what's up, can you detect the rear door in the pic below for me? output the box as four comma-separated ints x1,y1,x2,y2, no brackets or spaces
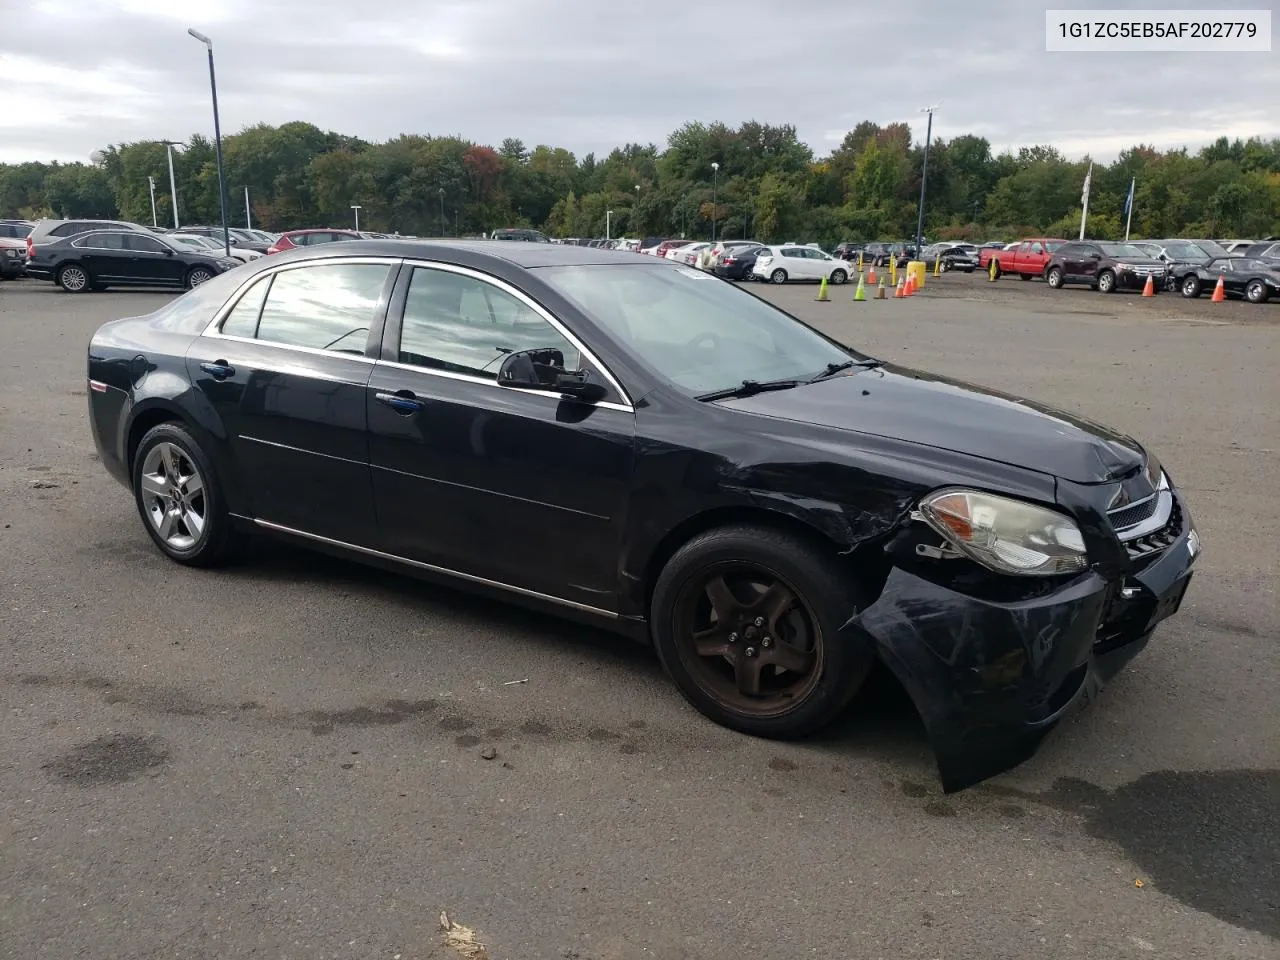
69,232,131,282
185,257,399,545
365,262,635,610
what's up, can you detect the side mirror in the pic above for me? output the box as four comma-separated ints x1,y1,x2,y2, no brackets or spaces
497,348,607,403
164,248,174,256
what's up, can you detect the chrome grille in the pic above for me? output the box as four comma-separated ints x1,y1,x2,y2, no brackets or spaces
1108,496,1158,531
1123,498,1183,562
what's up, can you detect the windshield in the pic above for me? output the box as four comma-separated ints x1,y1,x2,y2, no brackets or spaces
1164,242,1206,259
1192,239,1229,257
538,263,866,396
1098,242,1146,257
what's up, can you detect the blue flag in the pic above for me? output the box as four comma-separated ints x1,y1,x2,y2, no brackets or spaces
1123,178,1135,217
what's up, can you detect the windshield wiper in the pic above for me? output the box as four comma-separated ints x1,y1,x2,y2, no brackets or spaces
807,358,882,383
694,378,803,402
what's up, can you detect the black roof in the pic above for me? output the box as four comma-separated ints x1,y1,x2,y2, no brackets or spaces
271,238,654,269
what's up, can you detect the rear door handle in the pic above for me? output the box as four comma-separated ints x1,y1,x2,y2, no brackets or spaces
375,391,424,415
200,360,235,379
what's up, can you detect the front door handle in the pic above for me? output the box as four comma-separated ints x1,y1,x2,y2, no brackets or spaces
375,390,424,415
200,360,235,379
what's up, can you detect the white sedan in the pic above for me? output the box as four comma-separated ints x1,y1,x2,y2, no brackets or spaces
751,245,851,284
668,241,710,266
168,233,263,263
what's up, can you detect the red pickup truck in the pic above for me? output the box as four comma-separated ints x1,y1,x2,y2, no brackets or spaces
979,238,1068,279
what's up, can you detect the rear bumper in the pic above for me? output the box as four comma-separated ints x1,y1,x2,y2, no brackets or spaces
848,492,1199,792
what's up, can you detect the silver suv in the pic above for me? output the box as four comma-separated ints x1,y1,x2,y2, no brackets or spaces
26,218,149,256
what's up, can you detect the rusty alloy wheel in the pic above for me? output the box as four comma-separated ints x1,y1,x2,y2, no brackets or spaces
671,561,824,718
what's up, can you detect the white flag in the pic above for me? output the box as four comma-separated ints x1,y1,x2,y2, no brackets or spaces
1081,162,1093,205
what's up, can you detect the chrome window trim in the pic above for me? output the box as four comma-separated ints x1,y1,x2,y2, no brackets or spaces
253,518,618,619
200,255,635,413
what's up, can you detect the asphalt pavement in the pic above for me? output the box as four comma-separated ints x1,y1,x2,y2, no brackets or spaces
1,271,1277,960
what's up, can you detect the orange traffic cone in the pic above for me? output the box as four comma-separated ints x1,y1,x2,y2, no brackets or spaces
1142,274,1155,297
905,273,916,296
1211,275,1226,302
894,277,905,298
868,265,877,284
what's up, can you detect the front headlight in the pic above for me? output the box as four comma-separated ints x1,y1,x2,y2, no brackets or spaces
918,489,1088,577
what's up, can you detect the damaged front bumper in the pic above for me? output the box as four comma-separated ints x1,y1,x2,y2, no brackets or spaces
848,493,1200,793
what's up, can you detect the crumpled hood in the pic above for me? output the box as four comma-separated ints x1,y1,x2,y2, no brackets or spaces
719,364,1145,483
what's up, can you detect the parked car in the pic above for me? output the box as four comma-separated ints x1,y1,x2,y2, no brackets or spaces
24,217,151,261
267,229,363,255
922,242,980,273
832,242,867,262
1171,256,1280,303
0,237,28,278
25,228,239,292
1240,240,1280,262
1044,241,1169,293
176,225,271,254
713,244,769,281
0,218,35,240
1218,240,1256,256
1132,239,1217,269
85,239,1199,793
654,239,696,260
491,228,550,242
980,238,1067,278
668,242,710,265
169,232,264,264
706,240,760,269
752,245,851,284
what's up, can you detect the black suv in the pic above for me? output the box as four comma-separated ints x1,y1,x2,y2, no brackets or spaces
1044,241,1169,293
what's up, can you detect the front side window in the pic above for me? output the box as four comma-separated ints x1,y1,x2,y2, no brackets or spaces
125,234,169,253
220,275,272,338
253,263,389,353
540,263,861,397
397,267,579,379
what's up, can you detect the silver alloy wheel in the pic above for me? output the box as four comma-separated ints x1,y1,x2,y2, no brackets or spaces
59,265,88,291
187,268,213,288
1098,270,1115,293
1182,276,1200,297
1246,280,1265,303
139,441,206,551
1047,268,1063,288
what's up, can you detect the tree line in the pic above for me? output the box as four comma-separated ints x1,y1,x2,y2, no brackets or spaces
2,120,1278,248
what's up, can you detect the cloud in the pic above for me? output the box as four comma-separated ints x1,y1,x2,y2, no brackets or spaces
1,0,1276,165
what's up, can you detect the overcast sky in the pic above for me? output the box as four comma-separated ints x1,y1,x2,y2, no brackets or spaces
2,0,1276,166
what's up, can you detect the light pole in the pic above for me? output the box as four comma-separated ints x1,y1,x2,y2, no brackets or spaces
438,188,445,236
161,140,182,229
914,105,938,262
710,162,719,242
244,187,252,229
351,205,362,232
147,176,158,227
605,209,612,242
634,184,641,235
187,28,231,257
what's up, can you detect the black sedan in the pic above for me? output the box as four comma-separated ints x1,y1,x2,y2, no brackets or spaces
713,244,768,281
26,228,241,292
86,240,1200,792
1172,256,1280,303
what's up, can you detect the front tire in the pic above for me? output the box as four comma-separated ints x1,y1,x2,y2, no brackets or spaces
186,267,215,289
770,269,787,284
1181,275,1201,298
1245,279,1269,303
1098,269,1117,293
57,263,91,293
830,269,847,285
132,422,238,567
650,524,874,739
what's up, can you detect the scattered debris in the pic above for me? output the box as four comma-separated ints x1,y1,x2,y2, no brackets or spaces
439,911,489,959
480,747,497,761
1134,879,1145,888
502,678,528,686
29,480,59,490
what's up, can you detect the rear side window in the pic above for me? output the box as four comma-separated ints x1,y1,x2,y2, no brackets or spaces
254,263,390,353
0,223,32,238
73,232,127,249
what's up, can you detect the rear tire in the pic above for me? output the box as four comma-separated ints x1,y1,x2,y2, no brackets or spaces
770,269,787,284
132,422,239,567
57,263,91,293
1019,272,1033,281
650,524,874,739
1046,267,1064,288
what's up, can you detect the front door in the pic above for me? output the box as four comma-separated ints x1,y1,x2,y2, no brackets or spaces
366,263,635,611
124,232,188,284
185,258,398,545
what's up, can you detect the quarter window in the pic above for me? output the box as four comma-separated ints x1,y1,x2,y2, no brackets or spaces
252,263,389,353
220,275,271,338
397,267,580,379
